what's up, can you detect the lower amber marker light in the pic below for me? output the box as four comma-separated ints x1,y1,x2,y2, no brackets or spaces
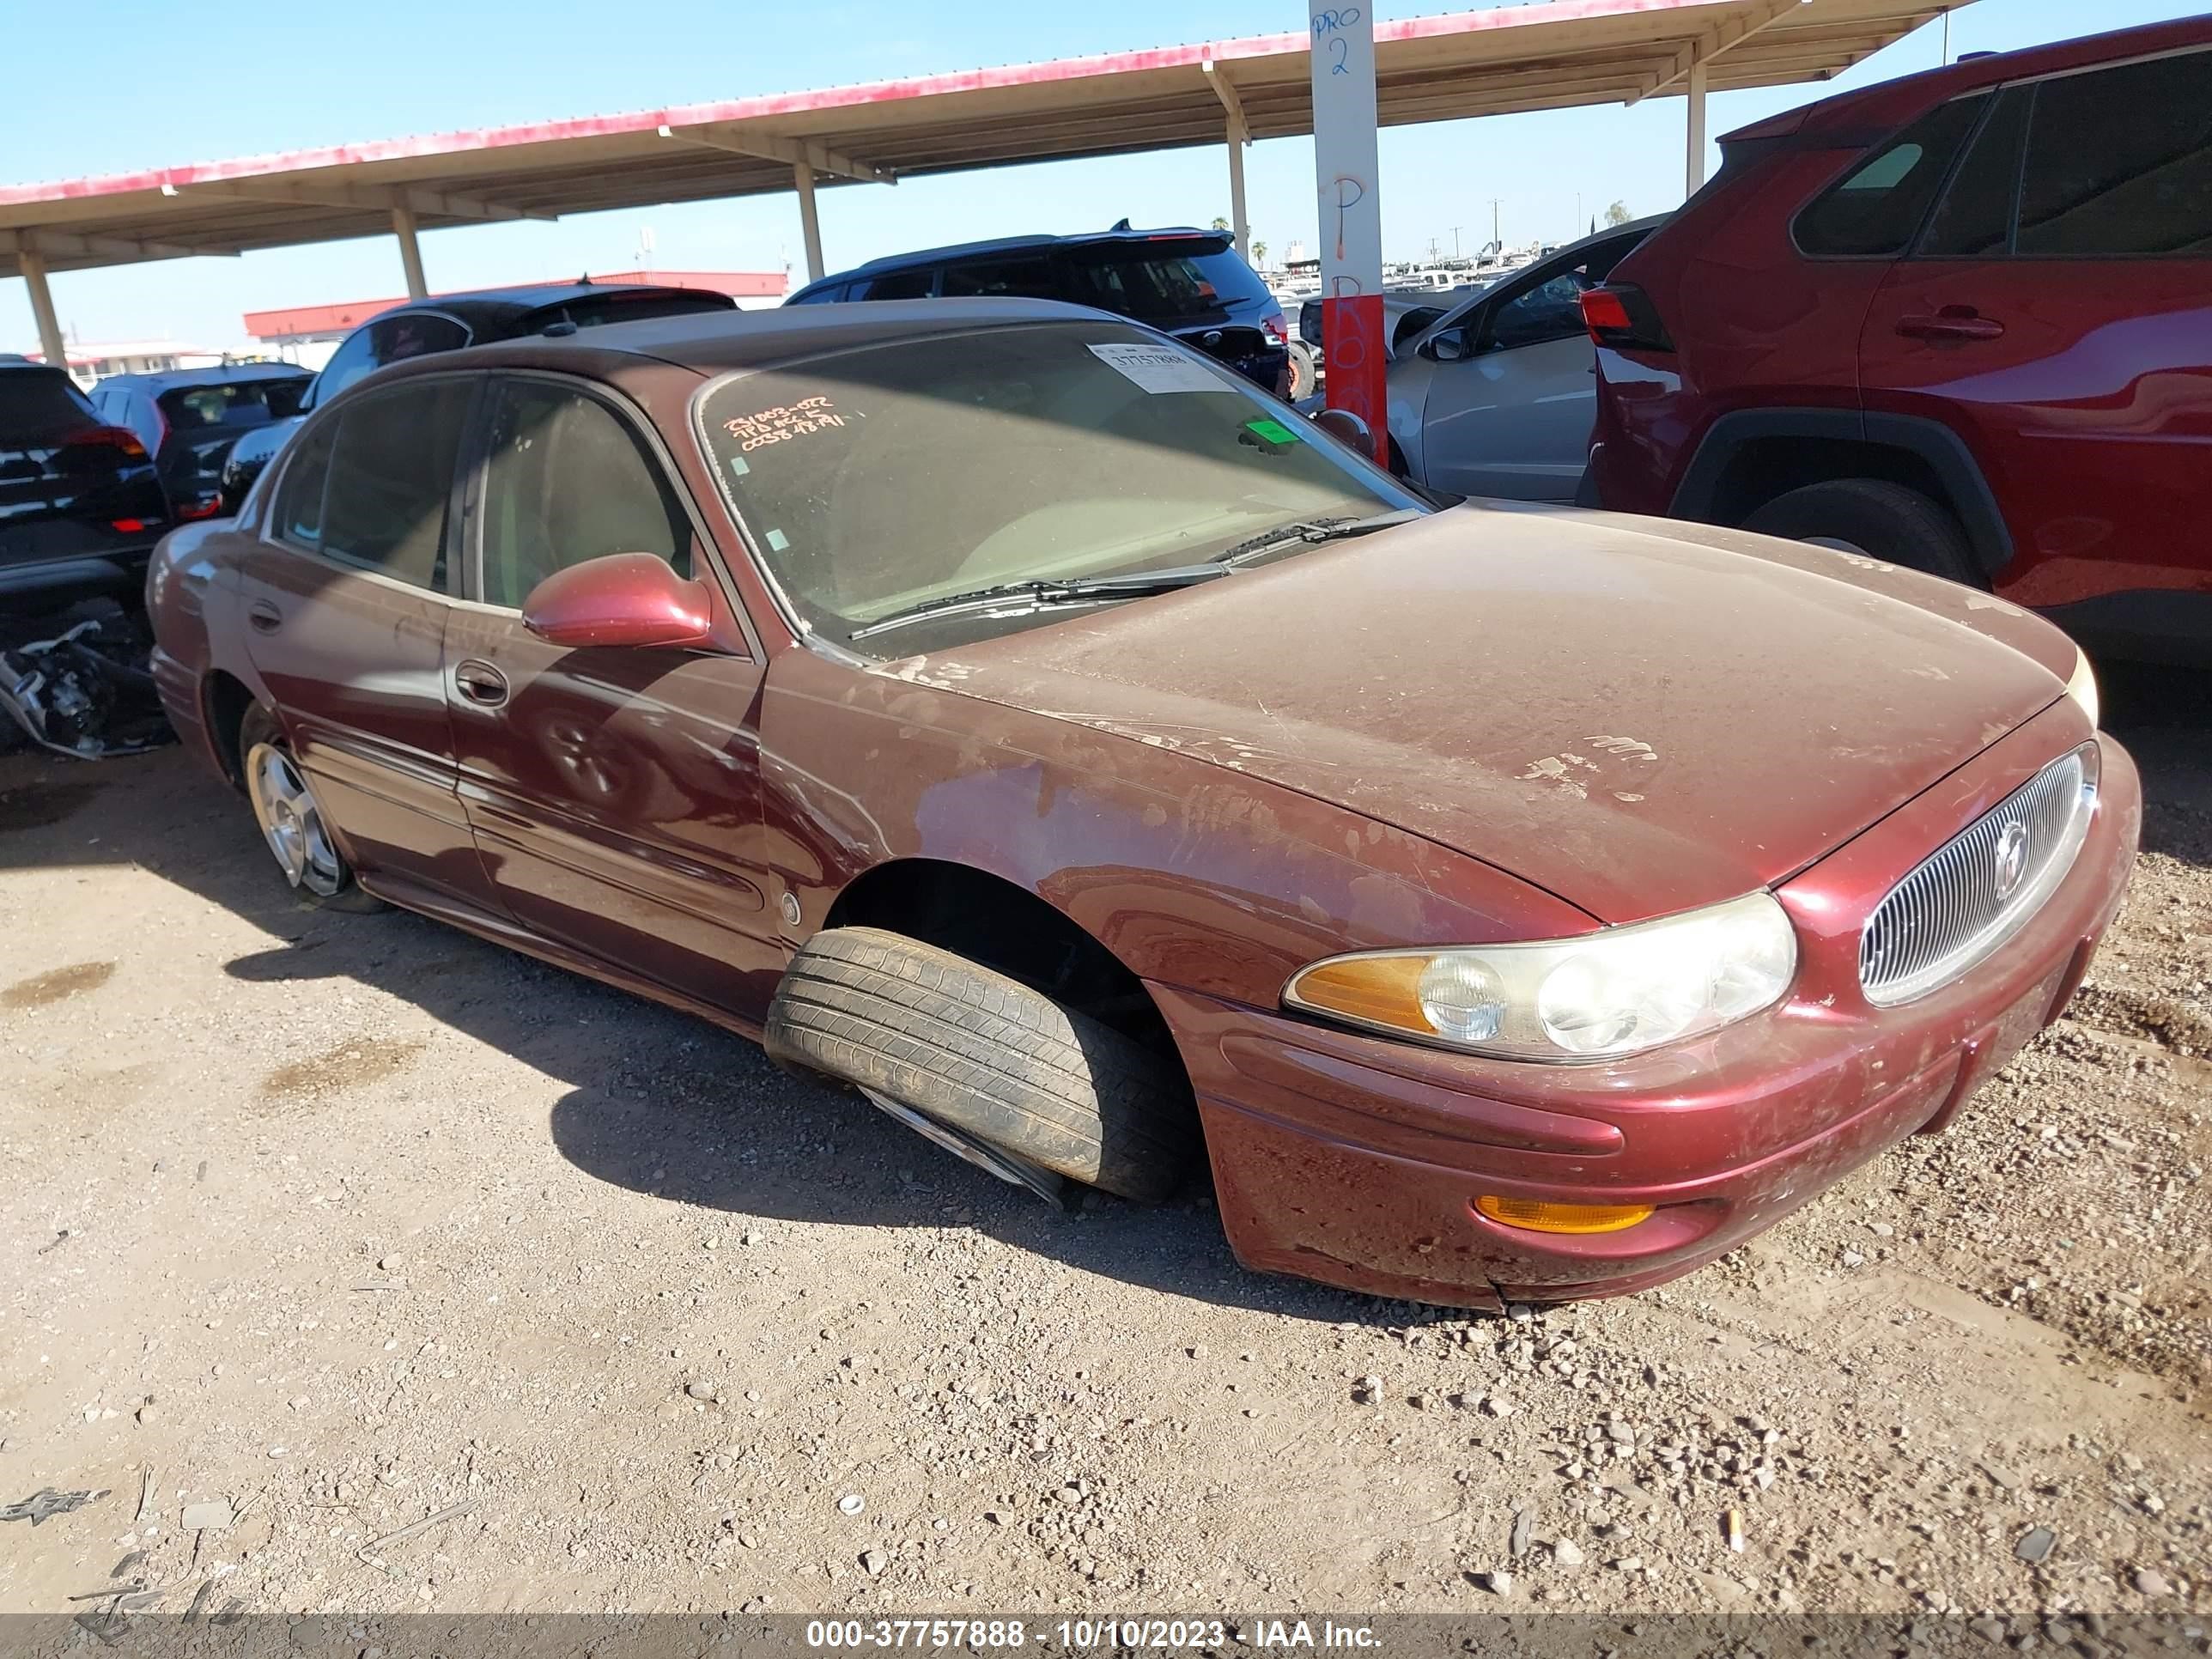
1475,1194,1655,1235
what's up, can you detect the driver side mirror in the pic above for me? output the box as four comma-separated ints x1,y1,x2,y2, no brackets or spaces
1310,407,1373,452
521,551,715,650
1425,328,1476,363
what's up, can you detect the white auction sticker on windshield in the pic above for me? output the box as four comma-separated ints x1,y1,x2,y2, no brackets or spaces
1086,342,1223,394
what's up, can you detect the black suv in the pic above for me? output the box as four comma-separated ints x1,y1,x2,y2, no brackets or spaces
1,356,170,606
218,280,738,511
787,226,1291,394
91,362,312,523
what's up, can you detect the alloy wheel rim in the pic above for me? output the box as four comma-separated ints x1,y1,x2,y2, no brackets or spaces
246,741,344,897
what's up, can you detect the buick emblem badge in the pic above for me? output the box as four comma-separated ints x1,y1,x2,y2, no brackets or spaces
1992,820,2030,899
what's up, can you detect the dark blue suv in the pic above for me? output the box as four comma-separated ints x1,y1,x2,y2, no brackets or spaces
788,226,1291,395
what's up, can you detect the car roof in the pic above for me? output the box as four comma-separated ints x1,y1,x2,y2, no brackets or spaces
421,295,1125,379
1723,14,2212,143
357,281,734,334
96,362,312,392
799,226,1231,292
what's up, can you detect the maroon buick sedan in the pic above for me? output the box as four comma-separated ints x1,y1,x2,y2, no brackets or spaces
148,300,2138,1310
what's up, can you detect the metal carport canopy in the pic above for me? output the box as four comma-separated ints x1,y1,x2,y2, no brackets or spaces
2,0,1956,287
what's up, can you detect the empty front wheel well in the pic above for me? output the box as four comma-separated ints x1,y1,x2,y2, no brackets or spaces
821,859,1185,1066
204,671,255,787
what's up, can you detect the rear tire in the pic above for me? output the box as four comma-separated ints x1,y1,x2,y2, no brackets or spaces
764,926,1198,1204
1742,478,1981,586
239,706,386,913
1286,342,1318,402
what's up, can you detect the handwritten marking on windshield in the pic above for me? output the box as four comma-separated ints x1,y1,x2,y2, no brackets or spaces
723,395,848,453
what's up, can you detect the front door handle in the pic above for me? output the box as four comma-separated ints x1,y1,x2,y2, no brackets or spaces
247,599,283,633
1895,307,2004,342
453,659,509,708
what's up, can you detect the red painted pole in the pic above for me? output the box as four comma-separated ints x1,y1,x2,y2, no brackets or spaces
1310,1,1388,465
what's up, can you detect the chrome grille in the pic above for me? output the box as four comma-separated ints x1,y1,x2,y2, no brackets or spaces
1859,745,2098,1006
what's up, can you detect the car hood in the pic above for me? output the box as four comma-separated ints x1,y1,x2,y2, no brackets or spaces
886,505,2071,924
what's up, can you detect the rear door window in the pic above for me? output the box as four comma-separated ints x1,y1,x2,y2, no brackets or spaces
2015,49,2212,256
317,379,473,590
851,270,934,301
1795,94,1988,257
941,257,1060,300
1917,86,2032,258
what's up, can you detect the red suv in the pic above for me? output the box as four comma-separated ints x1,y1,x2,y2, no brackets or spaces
1583,17,2212,665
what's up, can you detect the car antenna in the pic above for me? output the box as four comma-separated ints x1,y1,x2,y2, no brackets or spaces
1109,218,1132,232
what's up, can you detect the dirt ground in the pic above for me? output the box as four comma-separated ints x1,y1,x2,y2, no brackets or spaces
0,665,2205,1630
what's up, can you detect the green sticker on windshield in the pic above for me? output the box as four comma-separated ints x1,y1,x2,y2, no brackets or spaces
1244,417,1301,447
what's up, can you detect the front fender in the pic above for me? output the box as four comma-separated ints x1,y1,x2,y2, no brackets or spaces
757,647,1592,1013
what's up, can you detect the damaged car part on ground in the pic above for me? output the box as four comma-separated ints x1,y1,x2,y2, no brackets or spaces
149,298,2137,1309
0,605,173,760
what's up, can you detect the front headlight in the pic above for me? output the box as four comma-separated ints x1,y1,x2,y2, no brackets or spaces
1284,891,1796,1063
2063,645,2100,728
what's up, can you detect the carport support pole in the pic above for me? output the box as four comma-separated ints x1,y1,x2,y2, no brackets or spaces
1684,46,1709,198
18,251,68,375
793,161,825,284
1225,116,1250,258
391,205,428,301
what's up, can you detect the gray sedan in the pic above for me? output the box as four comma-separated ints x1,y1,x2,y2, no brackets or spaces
1383,218,1662,501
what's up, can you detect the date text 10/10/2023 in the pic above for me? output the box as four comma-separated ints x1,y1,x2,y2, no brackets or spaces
800,1620,1379,1650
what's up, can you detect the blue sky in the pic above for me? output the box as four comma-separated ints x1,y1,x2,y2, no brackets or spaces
4,0,2199,353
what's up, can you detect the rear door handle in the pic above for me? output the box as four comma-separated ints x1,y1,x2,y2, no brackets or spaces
1895,307,2004,342
453,659,509,708
247,599,283,633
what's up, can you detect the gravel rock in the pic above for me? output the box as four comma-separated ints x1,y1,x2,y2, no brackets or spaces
860,1549,889,1577
2131,1568,2172,1598
2014,1527,2056,1565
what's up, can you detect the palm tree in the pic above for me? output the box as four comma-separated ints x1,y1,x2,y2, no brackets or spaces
1602,200,1632,227
1250,240,1269,268
1210,216,1232,234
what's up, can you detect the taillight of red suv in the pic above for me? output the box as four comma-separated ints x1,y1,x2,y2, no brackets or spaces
1578,284,1673,352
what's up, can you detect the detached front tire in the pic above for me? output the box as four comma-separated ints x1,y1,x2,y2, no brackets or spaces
239,705,386,912
765,926,1198,1203
1742,478,1981,586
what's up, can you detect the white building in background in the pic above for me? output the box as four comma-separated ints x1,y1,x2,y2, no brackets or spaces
27,340,267,388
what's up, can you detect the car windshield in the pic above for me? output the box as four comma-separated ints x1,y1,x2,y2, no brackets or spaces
696,322,1420,653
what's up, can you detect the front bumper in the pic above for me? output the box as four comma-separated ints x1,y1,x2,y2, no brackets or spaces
1152,715,2141,1309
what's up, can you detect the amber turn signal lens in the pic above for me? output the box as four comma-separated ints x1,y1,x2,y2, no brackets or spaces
1286,955,1430,1035
1474,1194,1655,1235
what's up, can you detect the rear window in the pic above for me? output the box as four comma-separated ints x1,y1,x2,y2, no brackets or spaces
156,379,311,433
1057,239,1272,319
1794,94,1988,258
527,293,738,331
0,369,101,446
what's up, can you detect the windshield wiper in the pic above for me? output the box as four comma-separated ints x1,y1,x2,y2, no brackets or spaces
848,564,1227,642
1212,508,1425,566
